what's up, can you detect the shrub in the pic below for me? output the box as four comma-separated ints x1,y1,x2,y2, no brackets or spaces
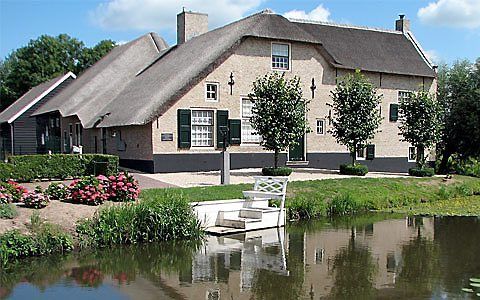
328,194,364,216
339,163,369,176
69,176,108,205
0,162,14,181
0,180,27,203
23,187,50,209
0,214,73,266
45,182,69,200
0,154,119,182
103,172,140,202
76,191,203,247
408,167,435,177
451,156,480,178
262,167,293,176
0,203,18,219
287,196,326,220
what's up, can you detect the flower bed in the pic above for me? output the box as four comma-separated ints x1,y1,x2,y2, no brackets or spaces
23,187,50,209
69,176,108,206
103,172,139,202
45,183,69,200
0,181,27,204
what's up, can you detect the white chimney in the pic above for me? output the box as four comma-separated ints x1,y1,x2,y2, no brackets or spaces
177,10,208,45
395,14,410,32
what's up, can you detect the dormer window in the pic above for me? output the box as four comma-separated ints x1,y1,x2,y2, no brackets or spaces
271,43,290,70
205,82,219,102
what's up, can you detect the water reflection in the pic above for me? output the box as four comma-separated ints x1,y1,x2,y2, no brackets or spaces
1,215,480,299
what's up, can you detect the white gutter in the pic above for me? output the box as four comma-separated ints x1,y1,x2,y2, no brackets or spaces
7,71,77,124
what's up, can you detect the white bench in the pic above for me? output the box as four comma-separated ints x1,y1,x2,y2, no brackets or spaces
242,176,289,227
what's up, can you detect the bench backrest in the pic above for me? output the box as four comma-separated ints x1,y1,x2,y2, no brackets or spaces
253,176,289,195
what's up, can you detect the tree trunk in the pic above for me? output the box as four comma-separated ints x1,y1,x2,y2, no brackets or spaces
351,145,356,166
438,146,452,174
274,149,279,169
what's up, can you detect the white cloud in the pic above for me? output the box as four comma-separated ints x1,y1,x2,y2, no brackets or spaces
418,0,480,29
91,0,263,31
283,4,331,22
424,49,440,64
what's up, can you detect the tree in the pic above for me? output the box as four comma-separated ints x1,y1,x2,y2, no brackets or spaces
249,72,310,169
329,70,382,166
0,34,116,110
398,90,439,168
436,59,480,172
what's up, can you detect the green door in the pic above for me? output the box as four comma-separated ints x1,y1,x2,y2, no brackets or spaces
289,136,305,161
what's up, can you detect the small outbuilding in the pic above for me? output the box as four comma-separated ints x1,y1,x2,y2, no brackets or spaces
0,72,75,159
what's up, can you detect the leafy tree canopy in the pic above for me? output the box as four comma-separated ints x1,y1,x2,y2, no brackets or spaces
249,72,310,168
329,70,382,165
0,34,116,110
398,90,440,167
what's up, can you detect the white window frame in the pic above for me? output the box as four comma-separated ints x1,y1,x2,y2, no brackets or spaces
316,119,325,135
191,109,215,148
356,146,366,161
408,146,416,162
398,90,413,103
205,82,219,102
271,42,291,71
240,97,261,145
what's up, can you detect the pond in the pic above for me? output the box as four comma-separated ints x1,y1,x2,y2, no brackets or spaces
1,214,480,299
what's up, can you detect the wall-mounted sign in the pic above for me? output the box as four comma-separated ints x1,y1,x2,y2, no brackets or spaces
161,133,173,141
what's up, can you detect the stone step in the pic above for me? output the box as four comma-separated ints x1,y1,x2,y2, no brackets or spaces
218,217,262,229
239,208,263,219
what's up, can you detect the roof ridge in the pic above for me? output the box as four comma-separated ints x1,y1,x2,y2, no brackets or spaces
289,18,402,34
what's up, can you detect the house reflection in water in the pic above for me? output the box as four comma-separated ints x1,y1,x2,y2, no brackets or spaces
116,216,435,300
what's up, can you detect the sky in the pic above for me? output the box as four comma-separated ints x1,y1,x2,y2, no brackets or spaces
0,0,479,65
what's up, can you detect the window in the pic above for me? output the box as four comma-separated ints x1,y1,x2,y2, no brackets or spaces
205,83,219,102
241,98,261,143
75,123,82,146
408,146,416,162
398,91,412,102
316,119,325,135
191,110,214,147
356,146,365,160
271,43,290,70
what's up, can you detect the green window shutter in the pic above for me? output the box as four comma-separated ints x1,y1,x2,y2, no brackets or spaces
216,110,229,149
366,144,375,160
389,104,399,122
177,109,191,149
228,119,241,145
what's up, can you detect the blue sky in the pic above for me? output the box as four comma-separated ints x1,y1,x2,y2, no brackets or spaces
1,0,479,64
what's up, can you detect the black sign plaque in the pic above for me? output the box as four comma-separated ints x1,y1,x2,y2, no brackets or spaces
161,133,173,141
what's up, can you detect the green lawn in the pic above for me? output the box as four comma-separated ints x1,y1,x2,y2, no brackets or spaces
387,195,480,216
140,175,480,217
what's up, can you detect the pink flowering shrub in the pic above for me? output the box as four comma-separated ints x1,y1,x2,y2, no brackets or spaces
23,187,50,209
103,172,140,202
0,180,27,203
69,176,108,206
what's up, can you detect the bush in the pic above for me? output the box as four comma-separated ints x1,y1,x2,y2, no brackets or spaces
0,214,73,266
0,180,27,204
339,163,369,176
451,156,480,178
328,193,365,216
45,182,69,200
0,162,14,181
102,172,140,202
408,167,435,177
262,167,293,176
76,191,203,247
69,176,108,206
0,154,119,182
23,187,50,209
0,203,18,219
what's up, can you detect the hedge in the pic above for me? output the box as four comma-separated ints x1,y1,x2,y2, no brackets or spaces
262,167,293,176
339,163,369,176
408,167,435,177
0,154,119,182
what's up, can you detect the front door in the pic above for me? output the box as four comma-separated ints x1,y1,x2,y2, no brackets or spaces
289,136,305,161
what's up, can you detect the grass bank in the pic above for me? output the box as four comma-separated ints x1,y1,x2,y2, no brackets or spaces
141,175,480,218
387,195,480,216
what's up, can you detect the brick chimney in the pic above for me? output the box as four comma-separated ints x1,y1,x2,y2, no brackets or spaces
395,14,410,32
177,9,208,44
